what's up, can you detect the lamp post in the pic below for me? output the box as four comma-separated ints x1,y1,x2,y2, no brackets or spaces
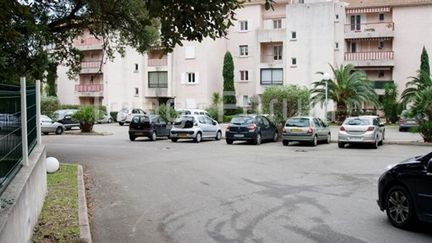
322,72,331,121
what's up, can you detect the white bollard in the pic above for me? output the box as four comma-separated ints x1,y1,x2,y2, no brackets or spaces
46,157,60,173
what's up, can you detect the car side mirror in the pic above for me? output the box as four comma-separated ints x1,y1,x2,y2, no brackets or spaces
212,121,217,126
379,122,385,127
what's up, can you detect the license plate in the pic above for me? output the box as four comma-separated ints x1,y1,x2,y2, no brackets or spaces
349,136,361,141
291,128,302,133
179,133,188,138
135,132,144,136
234,134,244,138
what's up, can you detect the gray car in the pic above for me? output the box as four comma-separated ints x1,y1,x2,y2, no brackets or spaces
282,117,331,146
117,108,146,126
41,115,65,135
338,116,385,149
170,115,222,143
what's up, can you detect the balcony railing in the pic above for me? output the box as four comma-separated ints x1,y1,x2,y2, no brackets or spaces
75,84,104,92
81,61,101,69
345,51,394,61
345,22,394,33
148,58,168,66
73,38,103,46
373,80,394,89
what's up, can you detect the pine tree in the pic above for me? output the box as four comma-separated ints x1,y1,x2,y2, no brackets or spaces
420,46,430,79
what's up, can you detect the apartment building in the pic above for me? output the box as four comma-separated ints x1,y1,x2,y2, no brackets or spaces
56,0,432,116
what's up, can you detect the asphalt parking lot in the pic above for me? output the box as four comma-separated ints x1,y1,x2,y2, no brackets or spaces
43,124,432,243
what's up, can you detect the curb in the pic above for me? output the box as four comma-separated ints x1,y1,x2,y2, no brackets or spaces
77,165,92,243
327,140,431,146
65,131,113,136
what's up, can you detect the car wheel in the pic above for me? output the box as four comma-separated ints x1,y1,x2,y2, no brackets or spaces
254,133,262,145
215,131,222,141
55,127,64,135
311,135,318,147
43,132,49,135
171,138,178,142
119,122,124,126
326,133,331,144
129,135,136,141
385,185,416,229
272,132,278,142
108,118,112,123
150,131,157,141
226,139,233,145
194,132,202,143
282,140,289,146
338,142,345,148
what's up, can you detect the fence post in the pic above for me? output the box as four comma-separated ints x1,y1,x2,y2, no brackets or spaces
20,77,29,166
36,80,42,145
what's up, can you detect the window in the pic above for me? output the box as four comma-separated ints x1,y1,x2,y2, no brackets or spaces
335,14,339,20
351,42,357,53
350,15,361,31
261,68,283,85
134,88,139,96
187,72,196,83
379,13,385,21
378,70,385,78
378,41,384,50
242,95,249,107
273,19,282,29
335,42,339,49
240,70,249,81
239,45,249,56
239,20,248,31
291,31,297,39
273,45,283,60
134,63,139,72
185,46,195,59
148,71,168,88
90,76,94,82
291,58,297,66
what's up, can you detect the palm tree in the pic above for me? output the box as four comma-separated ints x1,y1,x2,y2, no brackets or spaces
311,64,378,122
401,70,432,105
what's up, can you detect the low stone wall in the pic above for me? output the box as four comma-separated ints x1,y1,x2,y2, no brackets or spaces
0,145,47,243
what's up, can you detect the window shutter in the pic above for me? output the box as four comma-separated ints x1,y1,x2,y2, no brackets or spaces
181,72,185,84
195,72,200,84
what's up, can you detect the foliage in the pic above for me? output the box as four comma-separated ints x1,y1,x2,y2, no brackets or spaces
155,104,177,123
0,0,274,84
311,64,378,123
382,83,401,124
110,112,118,122
59,104,106,112
41,96,60,118
223,51,237,115
249,95,260,114
72,106,103,133
46,62,58,97
212,92,222,106
421,46,430,78
32,164,80,243
416,121,432,143
207,106,221,121
261,85,310,127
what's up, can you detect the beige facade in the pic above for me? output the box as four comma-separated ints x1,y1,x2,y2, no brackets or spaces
56,0,432,117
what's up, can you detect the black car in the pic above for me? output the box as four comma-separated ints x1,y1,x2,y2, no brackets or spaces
129,114,171,141
225,115,278,145
53,109,80,130
377,152,432,229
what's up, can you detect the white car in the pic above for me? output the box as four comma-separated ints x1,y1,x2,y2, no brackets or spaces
170,115,222,143
41,115,65,135
338,116,385,149
176,109,210,117
116,108,146,126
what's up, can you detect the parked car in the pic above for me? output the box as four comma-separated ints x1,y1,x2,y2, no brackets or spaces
98,112,113,124
176,109,210,117
117,108,146,126
399,110,418,132
52,109,79,130
281,117,330,146
338,116,385,149
0,113,20,134
170,115,221,143
377,152,432,229
40,115,65,135
128,114,171,141
225,115,278,145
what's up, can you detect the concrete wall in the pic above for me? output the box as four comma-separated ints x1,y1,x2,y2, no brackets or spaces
0,145,47,243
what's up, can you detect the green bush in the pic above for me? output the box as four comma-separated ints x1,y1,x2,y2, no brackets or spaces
60,104,81,110
72,106,103,133
207,106,221,121
416,121,432,142
41,96,60,118
248,95,260,114
223,115,234,123
110,112,118,122
262,85,310,127
155,104,177,123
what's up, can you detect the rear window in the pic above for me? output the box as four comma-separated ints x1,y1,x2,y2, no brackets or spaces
174,116,195,128
343,118,370,126
285,118,310,127
231,116,254,125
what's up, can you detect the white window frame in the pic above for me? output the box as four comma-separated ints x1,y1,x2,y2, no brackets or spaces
273,45,283,60
240,70,249,81
239,20,248,31
239,45,249,57
186,72,196,84
273,19,282,29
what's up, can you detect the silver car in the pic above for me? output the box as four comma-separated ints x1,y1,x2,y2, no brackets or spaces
170,115,222,143
41,115,65,135
117,108,146,126
98,112,113,124
338,116,385,149
282,117,331,146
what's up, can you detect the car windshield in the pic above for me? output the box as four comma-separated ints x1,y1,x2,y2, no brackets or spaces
285,118,310,127
344,118,370,126
231,116,254,125
174,116,195,128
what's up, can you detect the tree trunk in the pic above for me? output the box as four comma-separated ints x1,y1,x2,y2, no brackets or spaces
336,103,347,124
80,123,93,133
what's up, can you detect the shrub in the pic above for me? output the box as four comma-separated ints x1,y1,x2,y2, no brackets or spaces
60,104,81,110
110,112,118,122
155,104,177,123
248,95,260,114
416,121,432,142
207,106,221,121
41,96,60,118
72,106,103,133
382,83,401,124
262,85,310,127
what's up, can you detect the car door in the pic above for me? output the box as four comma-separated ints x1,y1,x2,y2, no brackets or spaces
205,116,217,137
261,116,273,139
372,118,382,140
416,158,432,221
158,118,168,136
63,112,74,127
313,118,323,140
41,117,52,133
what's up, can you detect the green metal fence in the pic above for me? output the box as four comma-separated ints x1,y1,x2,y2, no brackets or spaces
0,83,37,194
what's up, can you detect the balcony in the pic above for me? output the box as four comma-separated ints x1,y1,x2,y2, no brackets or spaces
257,28,285,43
73,38,103,51
345,51,394,67
80,61,102,74
75,84,104,97
148,58,168,67
345,22,394,39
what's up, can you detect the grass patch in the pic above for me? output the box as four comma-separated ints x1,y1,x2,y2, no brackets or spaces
32,164,83,243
